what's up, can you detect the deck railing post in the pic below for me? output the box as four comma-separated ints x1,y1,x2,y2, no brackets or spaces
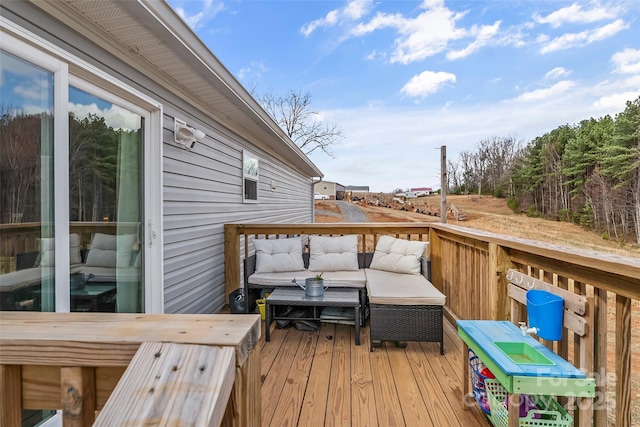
594,287,608,426
61,367,96,426
488,243,511,321
428,228,443,293
224,224,241,305
0,365,21,426
616,295,631,427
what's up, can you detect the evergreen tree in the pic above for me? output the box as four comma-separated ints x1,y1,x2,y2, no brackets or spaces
603,97,640,243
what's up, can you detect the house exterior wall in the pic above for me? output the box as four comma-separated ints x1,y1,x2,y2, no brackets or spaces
2,1,317,314
313,181,341,199
162,110,313,313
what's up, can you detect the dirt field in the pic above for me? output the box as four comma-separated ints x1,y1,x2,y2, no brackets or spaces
315,195,639,425
317,195,640,257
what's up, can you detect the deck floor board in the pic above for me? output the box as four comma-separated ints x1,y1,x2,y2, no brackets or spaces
299,323,335,427
261,319,491,426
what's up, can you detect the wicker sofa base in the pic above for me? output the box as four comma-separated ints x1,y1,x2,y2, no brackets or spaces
369,304,443,354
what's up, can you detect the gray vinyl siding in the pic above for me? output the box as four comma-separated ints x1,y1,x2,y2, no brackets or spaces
3,1,316,314
162,108,313,313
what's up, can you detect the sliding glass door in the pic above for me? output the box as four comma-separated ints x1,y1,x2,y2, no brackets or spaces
0,40,156,315
0,50,56,312
68,87,144,313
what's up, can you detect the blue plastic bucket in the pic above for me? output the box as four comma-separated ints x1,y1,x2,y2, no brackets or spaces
526,290,564,341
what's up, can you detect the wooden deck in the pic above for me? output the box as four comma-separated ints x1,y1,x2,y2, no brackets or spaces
259,318,491,426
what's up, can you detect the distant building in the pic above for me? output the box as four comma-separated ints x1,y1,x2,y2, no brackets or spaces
410,187,434,197
314,181,345,200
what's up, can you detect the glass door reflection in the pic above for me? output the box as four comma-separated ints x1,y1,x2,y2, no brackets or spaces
69,87,144,313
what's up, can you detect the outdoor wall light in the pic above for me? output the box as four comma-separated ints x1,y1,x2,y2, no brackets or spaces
174,118,205,149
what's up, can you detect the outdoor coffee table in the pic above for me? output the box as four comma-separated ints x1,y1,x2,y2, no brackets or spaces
265,288,361,345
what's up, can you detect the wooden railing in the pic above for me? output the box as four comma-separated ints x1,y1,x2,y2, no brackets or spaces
224,222,640,426
0,312,261,427
0,222,137,272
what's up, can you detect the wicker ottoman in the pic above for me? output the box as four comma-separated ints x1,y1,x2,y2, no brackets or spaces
365,268,446,353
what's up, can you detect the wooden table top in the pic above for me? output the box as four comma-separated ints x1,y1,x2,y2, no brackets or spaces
0,312,261,366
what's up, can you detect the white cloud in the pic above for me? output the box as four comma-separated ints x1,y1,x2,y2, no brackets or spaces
14,81,47,101
389,4,468,64
344,0,372,20
511,80,577,102
70,102,141,131
611,48,640,74
545,67,571,80
2,51,51,103
539,19,628,54
533,3,620,28
536,33,550,43
364,50,378,60
593,91,640,111
350,12,405,37
400,71,456,99
173,0,225,30
301,0,373,37
238,61,268,80
446,21,502,60
311,75,633,192
308,0,504,64
349,1,480,64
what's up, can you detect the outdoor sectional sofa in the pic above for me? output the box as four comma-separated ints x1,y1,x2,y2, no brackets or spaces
0,233,140,311
242,234,446,352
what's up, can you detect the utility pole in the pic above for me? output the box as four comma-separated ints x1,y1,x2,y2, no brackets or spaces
440,145,447,223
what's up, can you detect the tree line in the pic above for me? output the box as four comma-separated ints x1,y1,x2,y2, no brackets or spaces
1,108,135,224
447,96,640,245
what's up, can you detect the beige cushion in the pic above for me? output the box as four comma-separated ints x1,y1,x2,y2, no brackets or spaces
248,269,366,288
308,235,359,272
370,235,427,275
85,233,137,268
39,233,82,266
365,268,445,305
253,237,304,273
0,264,83,292
39,238,55,267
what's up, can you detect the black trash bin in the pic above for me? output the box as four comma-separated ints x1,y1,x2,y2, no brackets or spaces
229,288,247,314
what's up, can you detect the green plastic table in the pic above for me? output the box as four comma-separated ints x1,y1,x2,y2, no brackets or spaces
458,320,595,426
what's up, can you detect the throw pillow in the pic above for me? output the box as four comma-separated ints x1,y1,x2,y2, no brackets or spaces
370,235,427,275
38,237,55,267
38,233,82,266
254,236,304,273
308,235,359,272
85,233,137,268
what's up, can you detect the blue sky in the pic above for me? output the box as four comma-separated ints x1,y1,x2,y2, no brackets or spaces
167,0,640,192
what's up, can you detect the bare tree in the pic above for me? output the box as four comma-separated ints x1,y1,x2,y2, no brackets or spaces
0,108,43,223
447,159,460,192
256,90,343,157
